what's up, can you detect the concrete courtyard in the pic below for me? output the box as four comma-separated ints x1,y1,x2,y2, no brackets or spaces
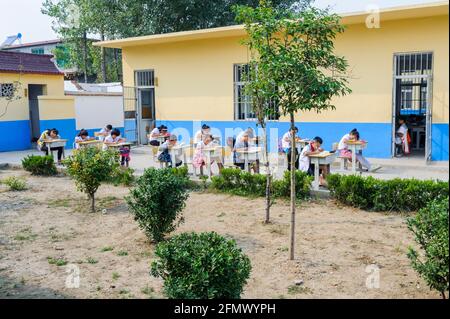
0,146,448,182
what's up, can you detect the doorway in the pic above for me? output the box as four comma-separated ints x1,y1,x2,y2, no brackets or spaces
392,52,433,162
135,70,156,145
138,88,156,145
28,84,45,144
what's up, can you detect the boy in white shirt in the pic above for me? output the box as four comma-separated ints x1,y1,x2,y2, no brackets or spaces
282,127,300,171
299,137,329,186
395,118,410,157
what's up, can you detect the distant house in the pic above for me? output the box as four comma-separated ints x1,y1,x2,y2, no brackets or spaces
1,39,76,77
0,51,124,152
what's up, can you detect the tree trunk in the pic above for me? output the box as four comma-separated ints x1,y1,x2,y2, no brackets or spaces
83,31,88,84
100,32,107,83
289,112,296,261
90,193,95,213
263,125,271,224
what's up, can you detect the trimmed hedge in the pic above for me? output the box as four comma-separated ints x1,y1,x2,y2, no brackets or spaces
407,197,449,299
22,155,58,176
327,174,449,212
211,168,312,199
151,232,252,299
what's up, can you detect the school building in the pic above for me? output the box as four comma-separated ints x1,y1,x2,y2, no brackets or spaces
97,1,449,162
0,51,124,152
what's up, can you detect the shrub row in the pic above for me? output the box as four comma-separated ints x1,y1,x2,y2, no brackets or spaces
327,174,449,212
22,155,57,176
407,197,449,298
211,168,312,200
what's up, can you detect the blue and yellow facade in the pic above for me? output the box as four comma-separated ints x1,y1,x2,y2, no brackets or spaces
98,2,449,161
0,69,77,152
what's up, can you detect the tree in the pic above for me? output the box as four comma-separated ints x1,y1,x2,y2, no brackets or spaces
64,147,119,212
235,0,351,260
42,0,306,82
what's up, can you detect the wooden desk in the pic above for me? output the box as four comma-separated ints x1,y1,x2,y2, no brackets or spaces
106,142,132,149
78,140,103,149
346,141,368,174
203,146,224,179
42,139,68,162
309,151,337,190
168,144,191,169
235,147,261,173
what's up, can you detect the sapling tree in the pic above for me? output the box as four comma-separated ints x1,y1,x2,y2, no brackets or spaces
235,0,351,260
64,147,119,212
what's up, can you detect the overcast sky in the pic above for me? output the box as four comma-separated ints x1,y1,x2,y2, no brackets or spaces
0,0,444,43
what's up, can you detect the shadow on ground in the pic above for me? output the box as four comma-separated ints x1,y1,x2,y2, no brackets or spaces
0,275,68,299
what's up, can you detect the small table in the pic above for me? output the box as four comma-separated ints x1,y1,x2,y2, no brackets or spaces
309,151,338,191
106,142,132,150
42,139,68,163
411,126,426,150
346,141,368,174
203,146,224,179
78,140,103,149
168,144,191,169
235,147,262,173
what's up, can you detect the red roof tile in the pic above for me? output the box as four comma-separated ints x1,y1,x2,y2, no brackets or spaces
0,51,63,75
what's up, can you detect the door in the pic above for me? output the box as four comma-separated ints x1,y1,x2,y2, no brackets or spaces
425,77,433,163
28,84,44,142
138,88,155,145
123,86,138,143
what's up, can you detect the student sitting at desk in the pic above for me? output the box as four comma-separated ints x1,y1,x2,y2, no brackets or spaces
395,118,411,157
194,124,211,144
149,125,169,146
74,129,95,149
158,135,183,168
104,129,130,166
282,127,300,171
299,137,329,187
37,128,64,165
97,125,113,141
338,130,380,172
234,132,260,173
193,134,224,175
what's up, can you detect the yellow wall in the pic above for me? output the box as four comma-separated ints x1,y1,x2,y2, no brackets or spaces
0,73,65,122
122,14,448,124
38,95,75,120
123,36,248,121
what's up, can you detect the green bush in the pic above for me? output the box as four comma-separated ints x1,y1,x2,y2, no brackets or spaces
64,148,119,212
22,155,57,176
327,174,448,212
151,232,252,299
1,176,27,191
407,197,449,299
211,168,312,199
108,167,136,187
125,168,189,243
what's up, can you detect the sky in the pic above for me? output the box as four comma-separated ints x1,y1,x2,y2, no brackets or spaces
0,0,445,44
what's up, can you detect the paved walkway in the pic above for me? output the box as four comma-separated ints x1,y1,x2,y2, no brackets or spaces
1,147,448,181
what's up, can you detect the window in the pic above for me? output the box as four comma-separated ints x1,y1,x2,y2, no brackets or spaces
233,64,279,121
135,70,155,87
31,48,45,55
394,52,433,115
0,83,14,98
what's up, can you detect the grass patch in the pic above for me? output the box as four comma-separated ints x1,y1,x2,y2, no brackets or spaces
1,176,27,191
47,257,68,267
287,285,313,295
48,198,73,208
86,257,98,264
112,272,120,280
14,228,37,242
117,251,128,257
101,246,114,252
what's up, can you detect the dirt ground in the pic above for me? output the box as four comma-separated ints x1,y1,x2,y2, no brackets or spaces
0,169,440,299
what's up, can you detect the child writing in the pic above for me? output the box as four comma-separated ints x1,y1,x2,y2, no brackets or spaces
104,129,130,167
158,135,182,168
299,136,329,186
74,129,95,149
193,134,224,176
